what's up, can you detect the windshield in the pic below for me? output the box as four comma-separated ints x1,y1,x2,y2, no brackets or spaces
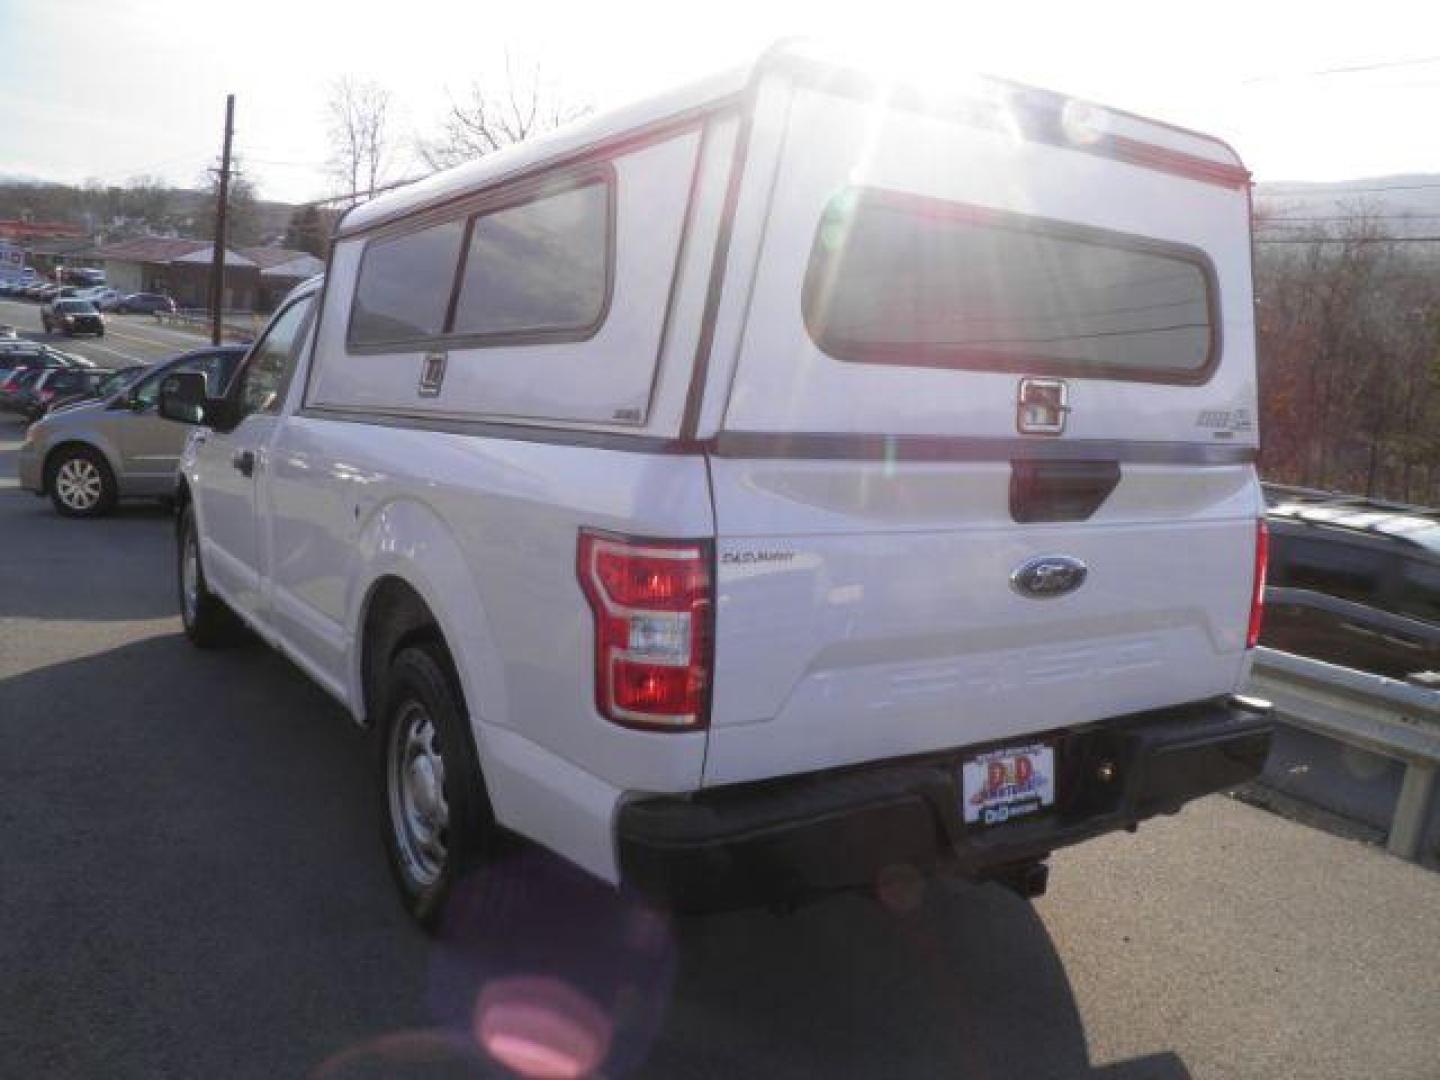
54,300,97,313
97,368,143,395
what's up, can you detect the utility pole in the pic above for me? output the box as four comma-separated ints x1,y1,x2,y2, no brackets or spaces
209,94,235,346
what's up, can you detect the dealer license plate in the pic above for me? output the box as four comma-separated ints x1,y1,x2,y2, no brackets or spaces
961,743,1056,827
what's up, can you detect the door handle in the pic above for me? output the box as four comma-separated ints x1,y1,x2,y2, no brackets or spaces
232,449,256,477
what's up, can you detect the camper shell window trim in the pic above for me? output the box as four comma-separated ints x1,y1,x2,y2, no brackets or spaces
801,187,1224,387
344,163,618,356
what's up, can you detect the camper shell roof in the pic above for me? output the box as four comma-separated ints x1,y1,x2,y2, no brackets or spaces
338,40,1249,241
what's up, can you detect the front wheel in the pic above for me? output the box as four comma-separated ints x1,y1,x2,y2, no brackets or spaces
378,642,496,928
177,503,240,647
47,446,116,517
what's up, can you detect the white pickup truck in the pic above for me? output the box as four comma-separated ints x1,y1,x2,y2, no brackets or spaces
158,43,1273,925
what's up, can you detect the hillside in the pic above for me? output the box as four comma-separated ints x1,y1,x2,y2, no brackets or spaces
0,180,298,246
1255,174,1440,239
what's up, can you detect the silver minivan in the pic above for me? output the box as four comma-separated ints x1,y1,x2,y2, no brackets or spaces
18,345,245,517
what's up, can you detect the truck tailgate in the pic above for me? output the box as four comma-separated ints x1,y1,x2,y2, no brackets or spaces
703,457,1258,786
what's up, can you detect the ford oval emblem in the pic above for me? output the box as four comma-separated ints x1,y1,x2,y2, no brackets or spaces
1011,555,1088,599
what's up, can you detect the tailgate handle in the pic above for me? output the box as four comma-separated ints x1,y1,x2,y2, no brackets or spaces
1010,460,1120,523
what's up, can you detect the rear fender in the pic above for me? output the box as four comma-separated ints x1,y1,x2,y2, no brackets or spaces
346,496,508,741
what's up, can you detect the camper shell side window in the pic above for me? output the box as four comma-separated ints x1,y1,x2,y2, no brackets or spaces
346,168,616,354
801,187,1222,385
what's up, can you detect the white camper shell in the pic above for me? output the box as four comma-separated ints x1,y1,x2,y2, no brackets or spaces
167,42,1273,921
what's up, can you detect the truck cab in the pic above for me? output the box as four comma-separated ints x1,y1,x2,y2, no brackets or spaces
160,43,1273,924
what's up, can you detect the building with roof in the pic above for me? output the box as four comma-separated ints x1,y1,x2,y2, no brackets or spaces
0,220,86,243
238,247,325,309
91,237,324,312
90,238,265,311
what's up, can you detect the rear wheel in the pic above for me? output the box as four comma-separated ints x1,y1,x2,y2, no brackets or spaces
378,642,496,928
47,446,116,517
177,503,240,647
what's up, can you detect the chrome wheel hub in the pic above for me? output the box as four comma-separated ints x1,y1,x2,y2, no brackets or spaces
55,458,102,510
388,701,449,887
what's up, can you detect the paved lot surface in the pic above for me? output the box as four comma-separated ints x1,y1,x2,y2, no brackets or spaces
2,413,1438,1080
1,295,220,367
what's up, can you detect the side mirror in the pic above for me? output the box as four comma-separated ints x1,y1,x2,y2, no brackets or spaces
157,371,210,425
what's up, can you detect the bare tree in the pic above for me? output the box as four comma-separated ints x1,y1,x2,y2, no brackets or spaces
327,77,393,202
419,54,590,170
1255,200,1440,503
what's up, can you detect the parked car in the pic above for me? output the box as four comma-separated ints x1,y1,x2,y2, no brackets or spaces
50,365,143,414
0,323,17,337
116,292,176,315
81,287,122,311
0,341,92,376
18,366,134,421
153,47,1274,926
41,298,105,337
1262,485,1440,681
0,367,57,414
34,284,62,302
18,345,243,515
0,353,93,412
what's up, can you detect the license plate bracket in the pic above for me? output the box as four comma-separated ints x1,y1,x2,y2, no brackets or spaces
961,742,1056,828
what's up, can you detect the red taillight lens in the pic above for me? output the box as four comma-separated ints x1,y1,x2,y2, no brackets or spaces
578,531,712,730
1247,518,1269,649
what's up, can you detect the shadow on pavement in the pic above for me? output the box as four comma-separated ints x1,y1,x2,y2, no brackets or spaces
0,633,1189,1080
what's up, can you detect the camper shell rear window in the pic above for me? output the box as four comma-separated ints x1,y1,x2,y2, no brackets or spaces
802,188,1220,384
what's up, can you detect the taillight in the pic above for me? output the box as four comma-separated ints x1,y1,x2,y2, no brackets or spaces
577,530,712,730
1247,518,1269,649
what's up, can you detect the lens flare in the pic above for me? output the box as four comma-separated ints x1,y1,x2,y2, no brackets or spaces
474,976,612,1080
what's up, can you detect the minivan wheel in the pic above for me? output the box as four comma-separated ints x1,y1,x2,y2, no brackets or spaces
379,642,495,928
47,446,116,517
177,503,239,647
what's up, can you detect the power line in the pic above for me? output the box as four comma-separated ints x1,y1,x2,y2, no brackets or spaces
295,173,432,208
1244,55,1440,84
1259,214,1440,223
1259,181,1440,196
1256,236,1440,245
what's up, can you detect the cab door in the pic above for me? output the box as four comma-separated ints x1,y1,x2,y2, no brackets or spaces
115,351,238,495
193,296,315,623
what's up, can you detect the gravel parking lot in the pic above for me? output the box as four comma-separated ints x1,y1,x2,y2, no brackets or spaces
2,405,1438,1079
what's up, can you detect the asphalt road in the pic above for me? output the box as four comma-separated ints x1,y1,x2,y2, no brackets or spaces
1,414,1438,1079
0,295,218,367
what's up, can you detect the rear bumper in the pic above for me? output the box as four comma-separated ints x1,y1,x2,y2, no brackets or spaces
617,695,1273,912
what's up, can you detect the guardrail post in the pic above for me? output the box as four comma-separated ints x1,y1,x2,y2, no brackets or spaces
1388,762,1436,862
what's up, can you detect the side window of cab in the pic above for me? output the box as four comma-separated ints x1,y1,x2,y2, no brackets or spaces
232,295,316,420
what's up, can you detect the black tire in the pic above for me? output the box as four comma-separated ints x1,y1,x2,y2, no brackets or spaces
177,503,240,647
377,641,496,928
46,445,117,518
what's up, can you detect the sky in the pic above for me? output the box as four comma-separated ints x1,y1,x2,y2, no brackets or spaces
2,0,1439,205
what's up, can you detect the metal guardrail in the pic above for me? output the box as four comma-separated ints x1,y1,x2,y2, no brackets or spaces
1248,646,1440,862
153,308,260,341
